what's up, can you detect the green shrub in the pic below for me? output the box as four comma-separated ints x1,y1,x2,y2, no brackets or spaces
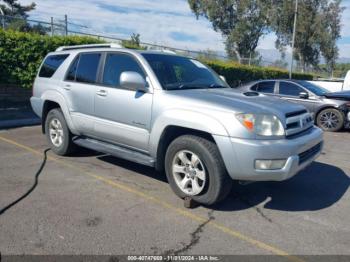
202,60,313,87
0,29,104,88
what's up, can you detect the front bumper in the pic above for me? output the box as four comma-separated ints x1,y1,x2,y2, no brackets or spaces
346,112,350,128
214,126,323,181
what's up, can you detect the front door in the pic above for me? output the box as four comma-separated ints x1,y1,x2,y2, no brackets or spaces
277,81,317,112
93,52,153,152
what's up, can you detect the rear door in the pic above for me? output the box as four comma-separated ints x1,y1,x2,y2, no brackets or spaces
63,52,102,135
251,81,277,96
277,81,316,112
93,52,153,152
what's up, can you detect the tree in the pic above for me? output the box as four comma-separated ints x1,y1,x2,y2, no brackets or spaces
188,0,270,63
0,0,47,34
121,33,147,50
271,0,344,73
320,0,344,77
0,0,35,18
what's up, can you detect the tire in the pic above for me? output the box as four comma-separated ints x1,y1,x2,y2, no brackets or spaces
316,108,344,132
45,108,76,155
165,135,233,205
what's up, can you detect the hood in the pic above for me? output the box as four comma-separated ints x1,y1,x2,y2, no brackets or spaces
324,91,350,101
166,88,307,119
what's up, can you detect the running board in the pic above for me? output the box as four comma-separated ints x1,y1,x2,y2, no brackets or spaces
73,137,155,167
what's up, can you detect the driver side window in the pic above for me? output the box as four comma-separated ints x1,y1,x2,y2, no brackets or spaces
102,53,145,87
279,82,305,97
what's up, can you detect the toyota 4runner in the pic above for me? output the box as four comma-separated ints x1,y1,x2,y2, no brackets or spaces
31,44,323,205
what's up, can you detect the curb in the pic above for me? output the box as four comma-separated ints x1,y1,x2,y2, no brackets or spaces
0,118,41,130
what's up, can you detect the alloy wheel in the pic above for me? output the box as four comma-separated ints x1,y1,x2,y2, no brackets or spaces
49,118,64,147
172,150,206,196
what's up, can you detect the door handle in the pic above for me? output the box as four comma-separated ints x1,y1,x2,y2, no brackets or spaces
64,84,71,90
96,89,107,96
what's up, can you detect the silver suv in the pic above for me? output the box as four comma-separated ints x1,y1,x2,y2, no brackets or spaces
31,44,323,205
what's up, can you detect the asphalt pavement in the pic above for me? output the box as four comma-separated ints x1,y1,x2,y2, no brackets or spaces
0,126,349,260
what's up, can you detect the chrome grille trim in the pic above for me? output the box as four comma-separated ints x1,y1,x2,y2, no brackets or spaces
285,112,314,137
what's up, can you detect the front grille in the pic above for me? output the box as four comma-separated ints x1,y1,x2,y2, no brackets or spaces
298,142,322,165
286,122,299,129
285,111,314,138
285,109,307,118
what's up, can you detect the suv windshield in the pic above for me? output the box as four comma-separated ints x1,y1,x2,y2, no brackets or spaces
142,53,229,90
297,81,329,96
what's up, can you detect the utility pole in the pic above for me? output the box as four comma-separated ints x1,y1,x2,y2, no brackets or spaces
64,14,68,36
289,0,298,79
0,7,5,30
50,17,54,36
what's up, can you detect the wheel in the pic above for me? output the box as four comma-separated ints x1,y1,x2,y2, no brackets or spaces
165,135,233,205
316,108,344,132
45,108,76,155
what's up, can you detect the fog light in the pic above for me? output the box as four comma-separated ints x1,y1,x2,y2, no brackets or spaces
255,159,287,170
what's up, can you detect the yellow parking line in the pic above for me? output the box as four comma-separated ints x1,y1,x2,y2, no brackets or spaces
0,135,305,262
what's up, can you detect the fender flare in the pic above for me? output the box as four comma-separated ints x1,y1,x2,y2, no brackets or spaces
148,109,229,157
41,90,79,134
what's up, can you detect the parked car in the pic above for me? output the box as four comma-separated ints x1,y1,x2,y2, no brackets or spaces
238,79,350,132
31,44,323,205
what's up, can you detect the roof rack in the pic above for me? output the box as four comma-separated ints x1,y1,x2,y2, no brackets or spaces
159,49,177,54
56,43,122,52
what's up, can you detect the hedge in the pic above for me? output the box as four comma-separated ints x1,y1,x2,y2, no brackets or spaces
0,29,104,88
0,29,313,89
203,60,313,87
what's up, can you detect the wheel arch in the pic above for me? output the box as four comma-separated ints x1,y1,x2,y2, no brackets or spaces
41,91,78,134
315,105,343,122
154,125,217,172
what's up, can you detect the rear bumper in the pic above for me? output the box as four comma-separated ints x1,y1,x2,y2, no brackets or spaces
30,97,43,118
214,126,323,181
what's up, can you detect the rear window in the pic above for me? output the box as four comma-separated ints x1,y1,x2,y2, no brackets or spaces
39,54,69,78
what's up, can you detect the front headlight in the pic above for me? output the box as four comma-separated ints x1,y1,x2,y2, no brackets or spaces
236,113,285,136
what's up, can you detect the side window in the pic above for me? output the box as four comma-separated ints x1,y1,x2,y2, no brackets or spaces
102,53,145,87
75,53,101,84
39,54,69,78
250,84,258,91
257,81,275,93
66,55,79,81
279,82,304,96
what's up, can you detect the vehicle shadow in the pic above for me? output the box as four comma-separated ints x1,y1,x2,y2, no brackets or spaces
97,155,168,183
212,161,350,212
72,147,105,157
97,154,349,212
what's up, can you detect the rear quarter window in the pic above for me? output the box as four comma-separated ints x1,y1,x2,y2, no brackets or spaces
39,54,69,78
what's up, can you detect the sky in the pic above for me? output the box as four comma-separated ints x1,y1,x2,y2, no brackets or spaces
19,0,350,60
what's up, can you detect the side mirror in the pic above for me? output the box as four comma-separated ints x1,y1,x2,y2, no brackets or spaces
299,92,309,99
219,75,227,83
120,71,147,92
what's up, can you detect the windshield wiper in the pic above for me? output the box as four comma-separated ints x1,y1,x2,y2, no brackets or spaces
209,84,227,88
165,83,208,90
164,83,227,90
